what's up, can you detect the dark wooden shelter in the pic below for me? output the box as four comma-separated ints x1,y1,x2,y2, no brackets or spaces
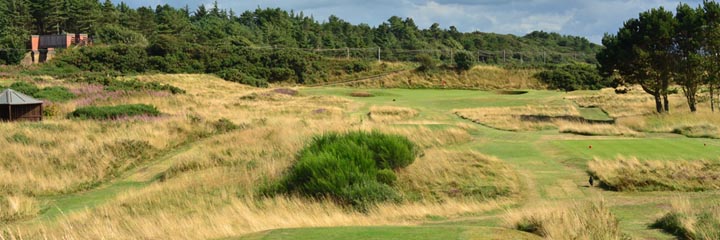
0,89,43,122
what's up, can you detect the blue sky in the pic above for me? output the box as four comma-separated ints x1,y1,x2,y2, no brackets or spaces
119,0,704,43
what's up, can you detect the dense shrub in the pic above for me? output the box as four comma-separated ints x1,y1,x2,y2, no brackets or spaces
71,73,185,94
536,64,610,91
7,82,76,102
416,53,438,72
69,104,160,120
95,25,149,47
9,82,40,96
454,51,475,72
273,131,417,211
34,86,75,102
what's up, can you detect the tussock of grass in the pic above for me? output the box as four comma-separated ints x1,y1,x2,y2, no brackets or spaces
350,91,373,97
619,112,720,138
398,150,520,201
588,157,720,191
556,121,641,137
0,195,38,223
455,105,580,131
369,106,419,122
504,200,628,240
651,198,720,240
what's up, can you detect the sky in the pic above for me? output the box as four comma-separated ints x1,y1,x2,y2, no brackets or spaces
120,0,705,44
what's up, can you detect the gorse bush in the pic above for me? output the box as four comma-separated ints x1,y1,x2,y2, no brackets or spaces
272,131,418,211
69,104,161,120
34,86,76,102
7,82,76,102
535,64,610,91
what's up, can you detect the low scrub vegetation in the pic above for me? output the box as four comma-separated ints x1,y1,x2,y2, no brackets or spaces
587,157,720,191
651,198,720,240
5,81,76,102
455,105,581,131
505,200,627,240
368,106,419,122
267,131,419,211
535,63,610,91
69,104,161,120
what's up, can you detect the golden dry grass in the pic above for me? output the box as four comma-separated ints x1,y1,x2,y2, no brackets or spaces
652,197,720,240
588,157,720,191
455,104,580,131
556,121,642,137
2,74,519,239
368,106,419,122
347,65,543,89
0,195,38,223
504,200,626,240
398,149,520,201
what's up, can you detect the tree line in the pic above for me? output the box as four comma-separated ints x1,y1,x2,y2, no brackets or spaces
0,0,600,66
598,1,720,113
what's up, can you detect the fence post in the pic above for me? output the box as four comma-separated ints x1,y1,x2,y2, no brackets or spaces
377,47,381,62
346,47,350,59
503,50,506,63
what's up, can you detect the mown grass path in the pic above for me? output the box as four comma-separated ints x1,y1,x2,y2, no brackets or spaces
30,135,217,222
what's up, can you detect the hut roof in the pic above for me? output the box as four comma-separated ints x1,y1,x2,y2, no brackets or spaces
0,89,43,105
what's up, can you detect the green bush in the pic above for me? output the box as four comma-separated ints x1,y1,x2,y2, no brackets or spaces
376,169,397,185
274,131,417,210
95,25,149,47
69,104,161,120
415,53,438,72
34,86,75,102
454,51,475,72
9,82,40,96
535,64,610,91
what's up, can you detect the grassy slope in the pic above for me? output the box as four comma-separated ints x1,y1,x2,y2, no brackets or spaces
13,80,720,239
283,87,719,239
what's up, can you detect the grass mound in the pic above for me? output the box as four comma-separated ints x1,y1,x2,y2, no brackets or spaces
398,150,520,201
269,131,419,211
651,198,720,240
505,200,627,240
557,121,641,137
69,104,161,120
368,106,419,122
588,157,720,191
672,124,720,139
350,91,373,97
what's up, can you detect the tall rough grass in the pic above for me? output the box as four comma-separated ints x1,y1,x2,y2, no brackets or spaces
556,121,642,137
651,198,720,240
455,104,580,131
0,195,38,223
350,65,543,90
368,106,419,122
504,200,628,240
588,157,720,191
